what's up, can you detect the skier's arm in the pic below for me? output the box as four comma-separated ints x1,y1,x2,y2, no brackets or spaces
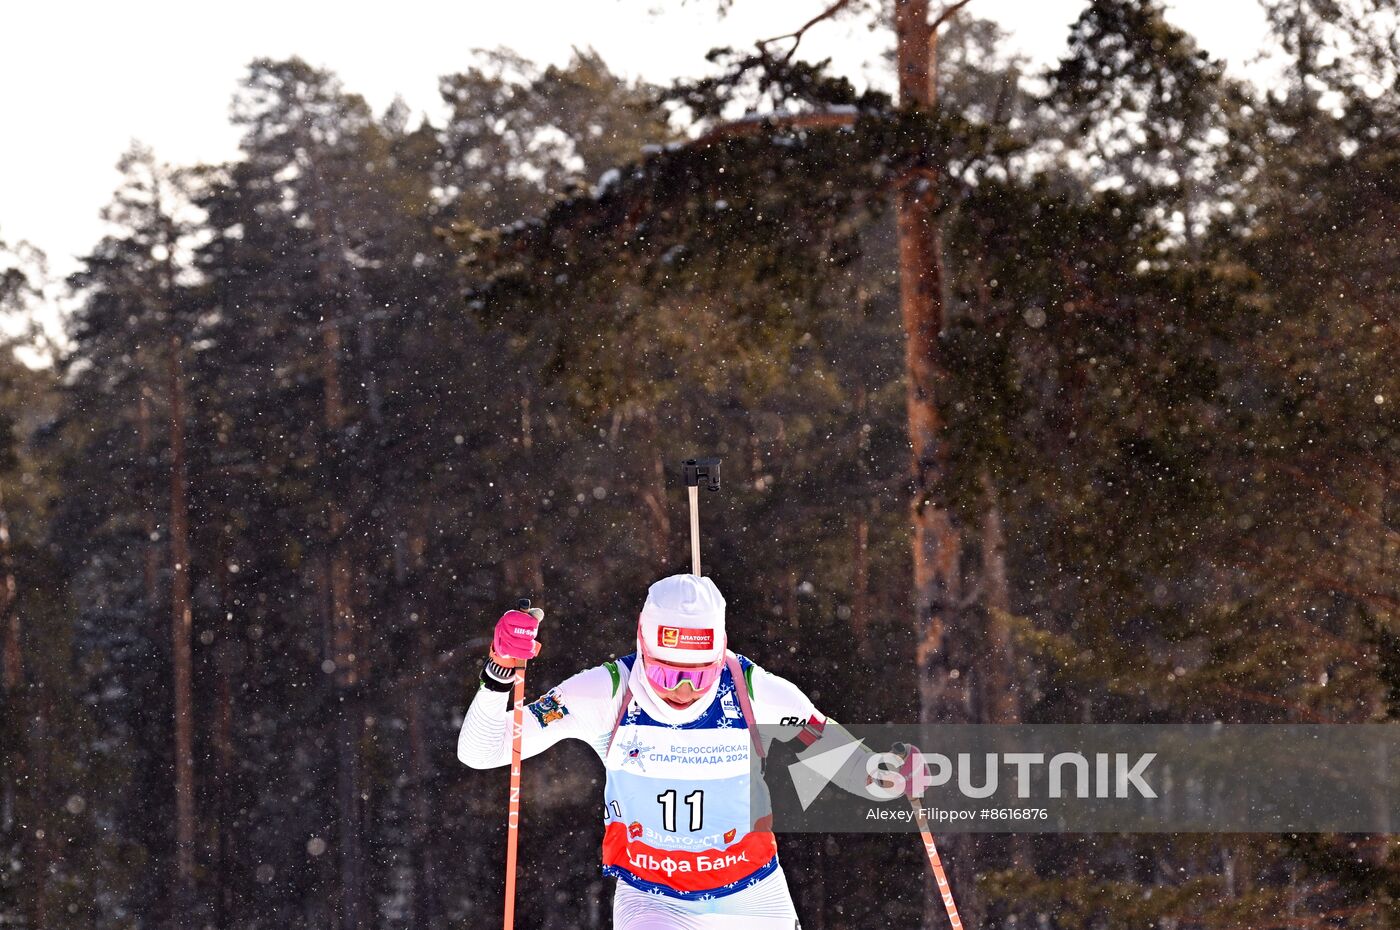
750,665,881,798
457,664,613,769
749,665,828,742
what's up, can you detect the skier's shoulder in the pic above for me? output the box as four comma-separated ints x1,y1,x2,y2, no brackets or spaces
549,658,627,708
599,652,637,698
726,651,778,691
726,651,759,692
729,653,819,722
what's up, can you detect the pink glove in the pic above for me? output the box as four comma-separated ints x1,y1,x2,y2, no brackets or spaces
491,608,542,664
895,742,926,801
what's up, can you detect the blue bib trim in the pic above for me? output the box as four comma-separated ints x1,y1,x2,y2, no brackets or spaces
603,852,779,901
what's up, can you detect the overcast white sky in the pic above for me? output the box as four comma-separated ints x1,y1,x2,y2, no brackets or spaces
1,1,1273,279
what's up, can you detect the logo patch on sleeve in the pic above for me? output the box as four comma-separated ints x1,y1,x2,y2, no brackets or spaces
528,690,569,727
657,626,715,650
796,713,827,748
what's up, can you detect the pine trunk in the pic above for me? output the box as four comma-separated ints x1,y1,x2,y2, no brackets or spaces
29,690,52,930
139,386,161,607
407,621,439,928
1,483,21,917
851,512,870,649
0,487,18,693
895,2,973,925
851,386,872,652
214,643,235,921
979,470,1032,879
321,323,364,930
978,470,1019,725
396,520,439,929
896,0,964,721
213,542,237,927
168,332,198,925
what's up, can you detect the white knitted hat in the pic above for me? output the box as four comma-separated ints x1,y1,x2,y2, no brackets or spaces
638,573,726,664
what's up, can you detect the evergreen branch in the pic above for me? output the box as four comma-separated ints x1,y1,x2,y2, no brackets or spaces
694,109,859,145
931,0,977,31
1209,682,1328,723
1236,541,1400,616
1273,461,1400,543
756,0,857,63
1178,902,1378,929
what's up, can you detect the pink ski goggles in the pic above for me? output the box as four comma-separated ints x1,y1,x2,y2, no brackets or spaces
642,655,723,693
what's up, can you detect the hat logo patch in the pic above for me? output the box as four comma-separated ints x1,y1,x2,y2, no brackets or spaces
657,626,714,650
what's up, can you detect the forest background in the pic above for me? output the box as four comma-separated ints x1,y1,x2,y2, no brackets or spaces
1,1,1397,928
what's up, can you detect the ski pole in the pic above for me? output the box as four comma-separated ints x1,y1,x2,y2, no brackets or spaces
913,806,965,930
503,597,535,930
894,743,964,929
682,457,721,575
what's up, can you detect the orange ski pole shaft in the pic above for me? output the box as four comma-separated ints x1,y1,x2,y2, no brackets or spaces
503,659,526,930
914,806,965,930
502,596,539,930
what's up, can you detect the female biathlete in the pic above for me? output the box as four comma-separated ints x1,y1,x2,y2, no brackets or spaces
458,573,834,929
